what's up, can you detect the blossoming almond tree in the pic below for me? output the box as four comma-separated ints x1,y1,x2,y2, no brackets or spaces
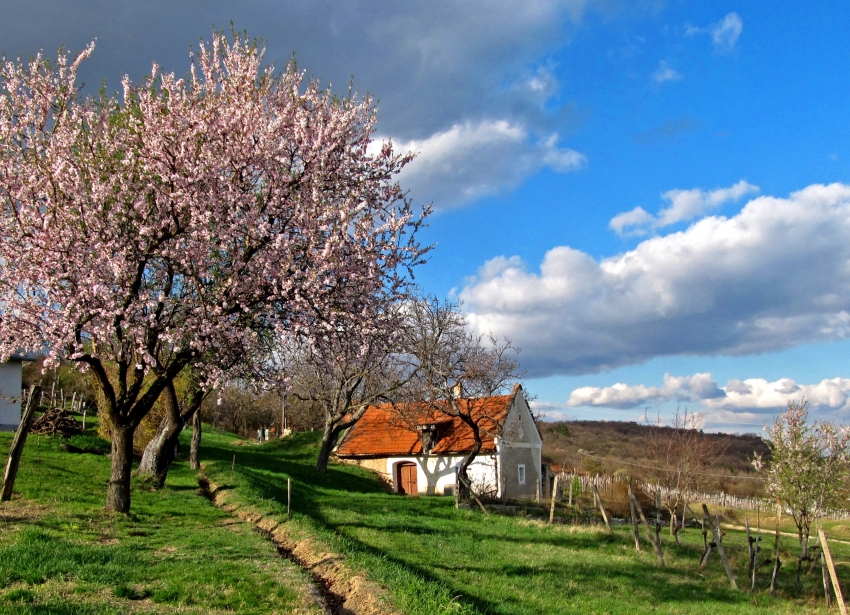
0,32,425,512
754,399,850,560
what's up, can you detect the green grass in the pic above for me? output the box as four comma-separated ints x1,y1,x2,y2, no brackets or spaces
0,428,325,614
202,429,850,615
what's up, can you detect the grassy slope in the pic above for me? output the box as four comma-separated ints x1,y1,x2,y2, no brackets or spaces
203,429,850,615
0,427,325,615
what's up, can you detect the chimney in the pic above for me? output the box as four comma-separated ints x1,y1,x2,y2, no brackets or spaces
451,382,463,399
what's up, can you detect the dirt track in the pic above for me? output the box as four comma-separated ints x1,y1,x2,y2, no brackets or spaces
198,475,399,615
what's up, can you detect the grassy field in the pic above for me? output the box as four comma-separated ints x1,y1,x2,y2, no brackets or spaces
202,429,850,615
2,423,849,614
0,427,325,614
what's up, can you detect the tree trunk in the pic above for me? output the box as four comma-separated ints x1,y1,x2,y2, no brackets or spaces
106,423,135,513
189,409,201,470
138,384,183,487
315,417,338,473
138,385,203,486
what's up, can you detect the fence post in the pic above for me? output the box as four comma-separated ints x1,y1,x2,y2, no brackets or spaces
702,504,737,590
819,528,847,615
549,474,560,524
627,484,641,552
1,386,38,502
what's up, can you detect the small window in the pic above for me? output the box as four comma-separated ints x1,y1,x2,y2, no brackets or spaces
518,464,526,485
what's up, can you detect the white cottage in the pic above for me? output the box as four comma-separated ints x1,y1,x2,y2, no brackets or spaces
0,354,34,432
335,383,543,500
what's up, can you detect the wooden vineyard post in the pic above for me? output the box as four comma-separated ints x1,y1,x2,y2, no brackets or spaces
771,503,782,594
698,516,714,574
549,474,560,524
746,517,755,579
2,387,38,502
592,484,613,535
628,484,641,552
819,528,847,615
752,512,762,593
702,504,737,590
823,550,834,609
630,489,664,566
287,478,292,520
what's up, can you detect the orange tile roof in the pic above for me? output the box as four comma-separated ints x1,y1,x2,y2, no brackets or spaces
336,386,519,457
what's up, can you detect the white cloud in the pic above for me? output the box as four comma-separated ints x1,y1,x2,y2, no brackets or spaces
381,120,586,208
684,12,743,53
652,60,682,83
565,373,850,428
705,377,850,413
462,183,850,376
711,13,744,52
0,0,607,210
567,373,724,409
610,180,759,235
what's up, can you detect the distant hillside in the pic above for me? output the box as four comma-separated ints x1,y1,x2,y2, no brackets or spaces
539,420,771,498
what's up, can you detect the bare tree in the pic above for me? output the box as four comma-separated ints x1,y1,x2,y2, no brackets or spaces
281,303,411,473
644,407,726,542
402,297,524,504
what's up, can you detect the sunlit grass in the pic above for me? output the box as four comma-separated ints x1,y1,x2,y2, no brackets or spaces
202,428,850,615
0,428,324,614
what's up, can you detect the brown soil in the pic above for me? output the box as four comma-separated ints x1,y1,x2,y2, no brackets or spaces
198,476,399,615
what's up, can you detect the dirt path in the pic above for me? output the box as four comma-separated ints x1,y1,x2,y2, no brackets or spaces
198,476,400,615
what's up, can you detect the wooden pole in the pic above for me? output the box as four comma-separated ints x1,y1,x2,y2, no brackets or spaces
230,454,235,482
631,490,664,566
592,484,613,535
287,477,291,520
746,517,754,578
823,550,834,609
628,484,641,552
819,528,847,615
549,474,560,524
771,503,782,594
702,504,738,590
1,386,38,502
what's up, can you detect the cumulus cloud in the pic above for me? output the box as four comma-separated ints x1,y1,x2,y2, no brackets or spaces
685,12,743,53
610,180,759,235
462,183,850,376
705,377,850,413
711,13,744,52
382,121,586,208
652,60,682,83
0,0,606,209
567,373,724,409
566,373,850,426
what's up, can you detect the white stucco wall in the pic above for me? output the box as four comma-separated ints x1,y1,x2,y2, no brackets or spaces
0,360,23,431
497,393,543,499
385,453,499,496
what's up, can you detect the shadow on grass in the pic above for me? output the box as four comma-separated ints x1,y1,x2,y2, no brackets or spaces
195,431,764,615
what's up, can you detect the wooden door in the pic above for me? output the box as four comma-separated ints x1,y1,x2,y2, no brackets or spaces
398,463,418,495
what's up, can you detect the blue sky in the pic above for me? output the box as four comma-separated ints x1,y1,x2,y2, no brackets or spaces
3,1,850,432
